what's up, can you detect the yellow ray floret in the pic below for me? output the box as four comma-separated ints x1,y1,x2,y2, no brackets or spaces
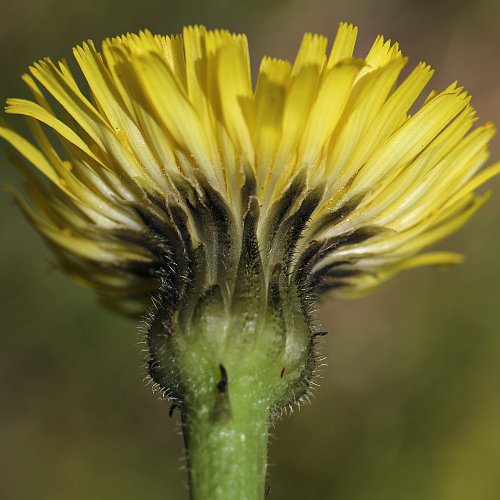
1,23,497,314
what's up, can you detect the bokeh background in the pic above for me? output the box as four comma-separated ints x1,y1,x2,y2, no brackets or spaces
1,0,500,499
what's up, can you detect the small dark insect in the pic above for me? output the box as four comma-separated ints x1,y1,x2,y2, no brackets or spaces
214,363,232,421
217,363,228,394
169,402,179,417
280,367,286,378
311,331,328,340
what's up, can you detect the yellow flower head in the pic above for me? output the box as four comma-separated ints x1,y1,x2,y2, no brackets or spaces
2,23,498,322
4,23,498,486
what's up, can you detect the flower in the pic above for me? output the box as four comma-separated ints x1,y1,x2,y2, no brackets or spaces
2,24,498,407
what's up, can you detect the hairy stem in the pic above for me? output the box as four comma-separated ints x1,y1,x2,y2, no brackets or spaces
182,365,270,500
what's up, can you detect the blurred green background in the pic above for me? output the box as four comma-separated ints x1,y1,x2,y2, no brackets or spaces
1,0,500,498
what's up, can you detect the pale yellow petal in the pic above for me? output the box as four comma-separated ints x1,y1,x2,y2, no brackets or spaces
0,120,61,187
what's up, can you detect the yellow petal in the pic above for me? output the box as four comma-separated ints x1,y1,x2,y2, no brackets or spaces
327,22,358,67
254,57,291,190
299,59,363,168
216,42,254,163
292,32,328,76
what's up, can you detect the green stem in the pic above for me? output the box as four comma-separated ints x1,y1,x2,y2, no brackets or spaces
182,368,270,500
